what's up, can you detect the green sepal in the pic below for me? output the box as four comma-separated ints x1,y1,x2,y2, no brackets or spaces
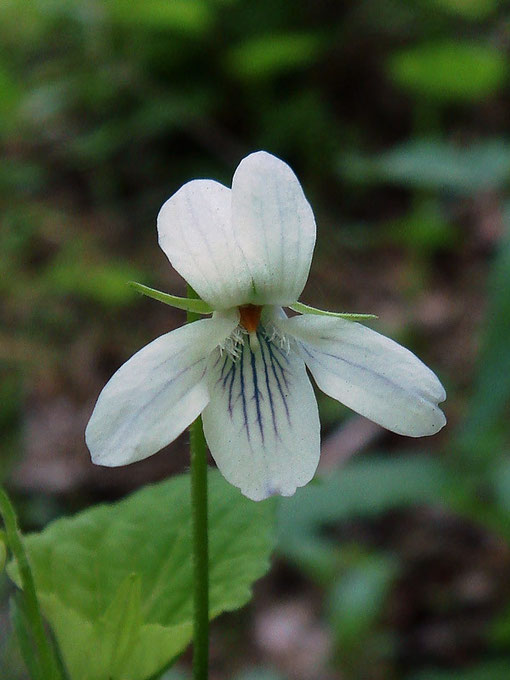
128,282,213,314
290,301,378,321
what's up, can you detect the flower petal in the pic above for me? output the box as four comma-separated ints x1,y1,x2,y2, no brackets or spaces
202,331,320,501
157,152,316,309
157,180,255,309
86,312,239,466
231,151,316,306
278,315,446,437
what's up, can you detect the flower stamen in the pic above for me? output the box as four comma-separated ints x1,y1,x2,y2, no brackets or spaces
266,323,291,355
219,325,246,360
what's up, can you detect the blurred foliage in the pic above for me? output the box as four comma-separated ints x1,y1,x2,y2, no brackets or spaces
459,208,510,461
278,455,449,581
341,140,510,193
428,0,499,20
1,0,510,678
388,42,508,103
409,661,510,680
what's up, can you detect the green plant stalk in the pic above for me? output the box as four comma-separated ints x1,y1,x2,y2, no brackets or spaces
0,487,61,680
187,285,210,680
10,595,44,680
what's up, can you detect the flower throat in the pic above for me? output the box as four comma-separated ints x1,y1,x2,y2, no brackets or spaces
239,304,262,351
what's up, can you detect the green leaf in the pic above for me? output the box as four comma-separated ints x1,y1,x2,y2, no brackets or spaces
0,487,63,680
107,0,213,34
129,282,213,314
225,33,323,80
388,42,507,102
386,198,457,250
36,575,189,680
41,248,145,308
0,63,22,131
9,471,275,680
428,0,498,21
341,139,510,193
290,301,377,320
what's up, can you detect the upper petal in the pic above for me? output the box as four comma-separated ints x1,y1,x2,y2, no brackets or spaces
202,330,320,501
157,152,317,310
86,312,238,466
157,180,256,309
231,151,316,306
278,315,446,437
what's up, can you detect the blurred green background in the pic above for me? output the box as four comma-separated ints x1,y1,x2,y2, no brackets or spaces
2,0,510,678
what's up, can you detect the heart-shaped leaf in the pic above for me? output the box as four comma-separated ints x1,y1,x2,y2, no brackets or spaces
9,471,275,680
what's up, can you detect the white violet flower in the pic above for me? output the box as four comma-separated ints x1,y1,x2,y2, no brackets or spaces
86,151,446,501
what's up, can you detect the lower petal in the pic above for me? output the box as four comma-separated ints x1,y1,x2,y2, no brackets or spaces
202,331,320,501
278,315,446,437
86,313,238,466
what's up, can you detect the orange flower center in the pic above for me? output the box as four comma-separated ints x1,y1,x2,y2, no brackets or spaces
238,304,262,333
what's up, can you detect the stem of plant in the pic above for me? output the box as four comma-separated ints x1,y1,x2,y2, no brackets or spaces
187,285,210,680
0,487,61,680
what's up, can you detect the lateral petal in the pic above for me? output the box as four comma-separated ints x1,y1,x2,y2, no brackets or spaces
279,315,446,437
202,331,321,501
86,312,238,466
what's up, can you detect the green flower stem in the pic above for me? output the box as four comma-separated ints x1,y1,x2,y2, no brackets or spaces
187,285,210,680
0,487,61,680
